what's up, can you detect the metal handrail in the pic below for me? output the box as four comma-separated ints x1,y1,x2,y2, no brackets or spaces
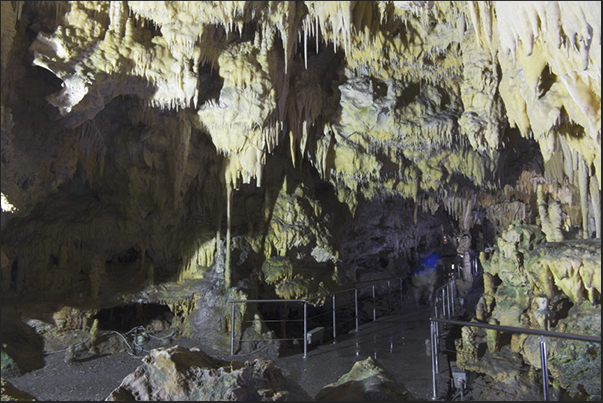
429,316,602,401
433,279,457,319
431,318,601,343
228,276,406,357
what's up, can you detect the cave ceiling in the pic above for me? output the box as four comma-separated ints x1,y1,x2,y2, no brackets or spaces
0,1,600,303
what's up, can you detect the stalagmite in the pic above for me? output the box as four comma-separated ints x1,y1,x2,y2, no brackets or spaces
456,232,472,284
147,263,154,287
537,183,564,242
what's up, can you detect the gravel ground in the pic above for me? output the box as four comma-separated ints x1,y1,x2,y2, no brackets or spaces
6,307,438,401
6,333,203,401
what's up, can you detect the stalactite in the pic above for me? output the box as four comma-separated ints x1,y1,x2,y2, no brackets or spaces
304,17,308,69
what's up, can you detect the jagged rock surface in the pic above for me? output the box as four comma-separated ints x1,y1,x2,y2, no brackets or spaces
456,224,601,400
0,1,600,400
314,356,416,401
105,345,312,401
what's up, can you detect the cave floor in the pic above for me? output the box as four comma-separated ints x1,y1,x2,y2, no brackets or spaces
7,305,453,401
269,305,448,400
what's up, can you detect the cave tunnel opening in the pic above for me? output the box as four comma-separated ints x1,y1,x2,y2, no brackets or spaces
93,303,173,333
105,247,140,266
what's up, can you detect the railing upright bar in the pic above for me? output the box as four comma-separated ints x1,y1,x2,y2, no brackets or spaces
229,276,407,357
444,285,449,319
388,280,391,313
442,287,446,319
431,320,437,400
429,316,599,401
451,280,455,316
230,302,235,355
372,285,376,321
448,282,453,318
541,335,549,401
454,279,458,314
355,288,359,332
400,278,404,308
303,301,307,358
447,285,451,318
445,287,448,317
444,288,448,319
434,303,439,373
332,294,336,343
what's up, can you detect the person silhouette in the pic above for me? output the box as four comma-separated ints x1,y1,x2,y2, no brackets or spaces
411,246,442,307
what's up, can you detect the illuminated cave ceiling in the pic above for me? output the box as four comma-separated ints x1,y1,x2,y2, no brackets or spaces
0,2,600,301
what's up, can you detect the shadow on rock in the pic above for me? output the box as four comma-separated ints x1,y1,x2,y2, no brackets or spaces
0,307,45,376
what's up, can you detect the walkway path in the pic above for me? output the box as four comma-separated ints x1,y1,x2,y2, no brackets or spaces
7,304,456,401
270,305,452,400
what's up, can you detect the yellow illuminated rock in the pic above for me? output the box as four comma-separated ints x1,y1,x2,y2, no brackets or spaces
0,2,600,398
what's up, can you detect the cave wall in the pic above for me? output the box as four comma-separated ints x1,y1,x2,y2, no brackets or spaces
0,1,600,359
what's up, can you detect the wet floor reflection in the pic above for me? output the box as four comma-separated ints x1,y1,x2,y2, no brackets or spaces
272,306,439,400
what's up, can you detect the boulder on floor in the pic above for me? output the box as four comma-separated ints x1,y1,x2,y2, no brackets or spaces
105,345,312,401
314,356,417,401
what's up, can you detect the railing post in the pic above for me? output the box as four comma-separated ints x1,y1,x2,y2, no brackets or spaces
433,305,439,373
451,279,456,316
388,280,392,313
442,286,446,319
230,302,235,355
442,287,447,319
447,282,452,318
430,316,601,401
434,316,439,374
431,320,437,400
355,288,359,332
445,286,449,319
303,301,307,358
332,294,336,343
372,285,376,321
540,335,549,401
400,278,404,308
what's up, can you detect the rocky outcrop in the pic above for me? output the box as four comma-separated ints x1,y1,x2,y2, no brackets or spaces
106,345,312,401
314,356,416,401
456,224,601,400
0,350,21,379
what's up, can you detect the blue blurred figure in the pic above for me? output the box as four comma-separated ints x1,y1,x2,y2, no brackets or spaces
411,246,442,307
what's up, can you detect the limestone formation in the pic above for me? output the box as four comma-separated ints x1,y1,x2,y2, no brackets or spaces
458,224,601,399
105,345,312,401
314,356,416,401
537,183,564,242
0,1,600,400
521,301,601,398
0,349,20,379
